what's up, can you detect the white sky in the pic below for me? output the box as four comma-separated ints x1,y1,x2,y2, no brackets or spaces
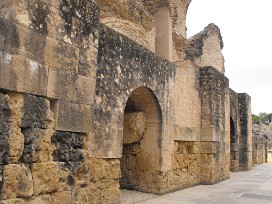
186,0,272,115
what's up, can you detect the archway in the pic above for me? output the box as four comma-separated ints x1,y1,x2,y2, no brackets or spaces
120,87,162,192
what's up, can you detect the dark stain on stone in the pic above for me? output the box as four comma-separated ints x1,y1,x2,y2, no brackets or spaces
21,94,53,129
52,131,84,162
67,175,75,186
28,0,49,34
4,20,20,52
60,0,100,38
0,92,11,165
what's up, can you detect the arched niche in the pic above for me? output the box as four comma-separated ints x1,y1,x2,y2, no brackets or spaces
120,86,163,192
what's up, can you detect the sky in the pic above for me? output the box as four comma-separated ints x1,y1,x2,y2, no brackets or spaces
186,0,272,115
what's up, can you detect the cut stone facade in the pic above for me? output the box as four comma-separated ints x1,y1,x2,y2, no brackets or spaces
0,0,253,203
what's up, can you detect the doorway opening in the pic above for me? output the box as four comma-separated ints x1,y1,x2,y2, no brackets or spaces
120,87,162,192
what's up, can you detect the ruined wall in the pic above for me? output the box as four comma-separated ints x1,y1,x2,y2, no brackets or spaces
0,0,254,202
180,24,225,74
252,124,272,164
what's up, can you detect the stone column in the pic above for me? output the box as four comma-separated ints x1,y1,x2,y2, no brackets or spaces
238,93,253,170
199,66,230,184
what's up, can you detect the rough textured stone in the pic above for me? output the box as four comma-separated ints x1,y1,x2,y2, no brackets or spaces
51,131,85,162
180,24,224,73
32,162,59,195
51,191,72,204
1,164,33,199
21,94,54,129
0,93,11,165
21,128,53,163
123,112,146,144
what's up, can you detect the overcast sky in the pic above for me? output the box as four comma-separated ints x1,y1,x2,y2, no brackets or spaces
186,0,272,115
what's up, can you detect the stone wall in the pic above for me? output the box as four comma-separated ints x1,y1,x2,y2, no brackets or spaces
0,0,253,203
0,91,120,203
252,124,272,164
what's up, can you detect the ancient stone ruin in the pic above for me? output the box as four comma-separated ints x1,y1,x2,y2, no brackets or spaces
0,0,259,203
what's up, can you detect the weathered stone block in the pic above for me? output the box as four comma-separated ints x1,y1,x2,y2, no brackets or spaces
4,21,46,62
123,112,146,144
0,51,48,95
51,131,85,162
55,100,93,133
21,94,54,129
88,159,120,182
32,162,59,195
51,191,72,204
173,126,197,141
47,68,96,105
1,164,33,199
44,37,79,71
21,128,54,163
199,142,217,154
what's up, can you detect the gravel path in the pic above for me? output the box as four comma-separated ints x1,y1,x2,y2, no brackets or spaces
120,189,158,204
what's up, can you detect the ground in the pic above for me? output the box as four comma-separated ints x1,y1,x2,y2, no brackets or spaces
122,163,272,203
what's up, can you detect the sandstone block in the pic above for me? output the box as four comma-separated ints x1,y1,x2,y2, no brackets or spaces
72,187,100,204
32,162,59,195
21,128,54,163
123,112,146,144
55,100,93,133
1,164,33,199
0,51,48,95
44,37,79,72
51,191,72,204
47,68,96,105
88,159,120,182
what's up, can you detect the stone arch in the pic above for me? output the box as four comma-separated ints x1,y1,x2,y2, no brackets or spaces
120,86,163,192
